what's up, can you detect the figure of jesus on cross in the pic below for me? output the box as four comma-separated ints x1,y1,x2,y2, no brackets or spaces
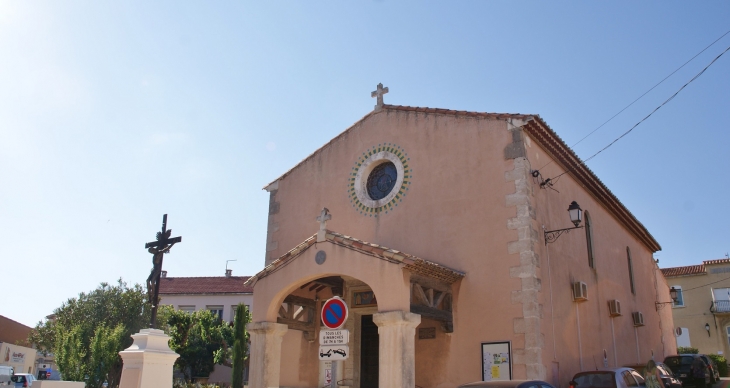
145,214,182,328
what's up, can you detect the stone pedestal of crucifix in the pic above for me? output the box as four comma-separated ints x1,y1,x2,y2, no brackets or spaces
118,329,180,388
118,215,182,388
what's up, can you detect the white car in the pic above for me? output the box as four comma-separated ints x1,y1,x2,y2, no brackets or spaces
10,373,35,387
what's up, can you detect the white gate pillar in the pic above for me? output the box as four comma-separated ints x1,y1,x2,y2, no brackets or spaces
118,329,179,388
247,321,289,388
373,310,421,388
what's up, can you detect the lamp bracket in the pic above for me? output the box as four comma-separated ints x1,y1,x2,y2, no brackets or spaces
544,226,584,245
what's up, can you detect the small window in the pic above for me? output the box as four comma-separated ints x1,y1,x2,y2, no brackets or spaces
725,327,730,346
207,305,224,320
585,212,595,268
672,286,684,307
713,288,730,312
179,305,195,313
627,247,636,295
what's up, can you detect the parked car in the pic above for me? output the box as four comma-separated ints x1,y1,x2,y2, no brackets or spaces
624,362,682,388
697,355,720,385
664,355,711,388
0,366,14,386
9,373,35,387
459,380,558,388
570,367,646,388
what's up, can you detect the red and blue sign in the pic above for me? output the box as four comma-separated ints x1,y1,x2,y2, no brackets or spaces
321,296,349,330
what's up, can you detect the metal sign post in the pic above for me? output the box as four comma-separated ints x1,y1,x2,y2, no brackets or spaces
319,297,350,387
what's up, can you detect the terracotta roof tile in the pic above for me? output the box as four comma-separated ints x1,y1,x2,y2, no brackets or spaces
661,265,706,278
704,258,730,266
159,276,253,295
245,230,465,287
0,315,32,346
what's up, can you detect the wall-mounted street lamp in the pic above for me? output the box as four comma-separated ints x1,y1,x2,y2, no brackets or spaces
655,287,679,310
705,323,711,337
544,201,584,245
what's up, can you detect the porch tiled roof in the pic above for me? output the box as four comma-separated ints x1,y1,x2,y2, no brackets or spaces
159,276,253,295
244,230,465,286
661,265,706,278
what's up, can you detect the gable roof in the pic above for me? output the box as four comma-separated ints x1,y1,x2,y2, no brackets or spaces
0,315,32,347
159,276,253,295
264,104,660,252
662,259,730,278
661,265,706,278
245,230,465,287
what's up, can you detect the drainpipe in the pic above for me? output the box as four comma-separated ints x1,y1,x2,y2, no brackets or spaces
577,303,584,371
544,225,558,362
610,318,617,367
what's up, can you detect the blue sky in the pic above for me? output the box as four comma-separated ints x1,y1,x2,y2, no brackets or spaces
1,2,728,327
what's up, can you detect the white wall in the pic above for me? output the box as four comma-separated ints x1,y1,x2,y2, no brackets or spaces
159,294,253,322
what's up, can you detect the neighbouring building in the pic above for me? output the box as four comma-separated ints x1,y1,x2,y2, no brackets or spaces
661,258,730,355
158,270,253,384
244,87,676,388
0,315,39,376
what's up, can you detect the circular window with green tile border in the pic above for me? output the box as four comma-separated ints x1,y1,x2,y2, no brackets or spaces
349,143,412,217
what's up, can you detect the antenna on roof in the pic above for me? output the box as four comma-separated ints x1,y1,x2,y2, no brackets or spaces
226,259,237,277
726,252,729,259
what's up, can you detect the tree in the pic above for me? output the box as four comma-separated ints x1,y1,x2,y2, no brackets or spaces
29,279,150,388
159,307,234,381
231,304,251,388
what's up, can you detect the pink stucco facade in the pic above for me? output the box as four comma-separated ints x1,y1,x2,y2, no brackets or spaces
247,105,675,388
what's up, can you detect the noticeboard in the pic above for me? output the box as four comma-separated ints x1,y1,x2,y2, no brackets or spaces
481,341,512,381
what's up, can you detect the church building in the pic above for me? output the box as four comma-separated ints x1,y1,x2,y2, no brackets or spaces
244,85,676,388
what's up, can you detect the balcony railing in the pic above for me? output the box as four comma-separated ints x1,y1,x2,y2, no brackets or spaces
712,300,730,313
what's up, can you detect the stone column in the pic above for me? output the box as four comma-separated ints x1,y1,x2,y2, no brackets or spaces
247,321,288,388
118,329,180,388
373,310,421,388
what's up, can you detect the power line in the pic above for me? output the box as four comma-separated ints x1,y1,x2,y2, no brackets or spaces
681,274,730,293
537,29,730,172
547,44,730,182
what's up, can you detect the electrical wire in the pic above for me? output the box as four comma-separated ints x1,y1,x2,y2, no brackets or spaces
546,44,730,182
537,29,730,172
680,274,730,293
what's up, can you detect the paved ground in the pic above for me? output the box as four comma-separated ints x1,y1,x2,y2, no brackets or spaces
715,377,730,388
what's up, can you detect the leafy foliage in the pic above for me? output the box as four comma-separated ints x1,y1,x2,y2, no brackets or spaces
158,306,234,381
707,354,728,377
677,346,699,354
29,279,150,387
231,304,251,388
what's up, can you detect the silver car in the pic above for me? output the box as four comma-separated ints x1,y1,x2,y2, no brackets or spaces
570,367,646,388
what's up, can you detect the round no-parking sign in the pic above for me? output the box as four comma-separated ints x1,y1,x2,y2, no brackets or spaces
321,296,348,329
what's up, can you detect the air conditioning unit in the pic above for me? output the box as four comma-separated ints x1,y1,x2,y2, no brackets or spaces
608,300,622,317
573,281,588,301
632,311,645,327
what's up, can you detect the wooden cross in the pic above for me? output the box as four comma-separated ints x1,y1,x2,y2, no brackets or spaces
371,83,389,110
316,208,331,242
145,214,182,328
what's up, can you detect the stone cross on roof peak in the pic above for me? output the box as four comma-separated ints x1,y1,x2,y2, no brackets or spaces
316,208,331,242
371,83,389,111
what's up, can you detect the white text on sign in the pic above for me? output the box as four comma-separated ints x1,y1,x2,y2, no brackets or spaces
320,329,350,345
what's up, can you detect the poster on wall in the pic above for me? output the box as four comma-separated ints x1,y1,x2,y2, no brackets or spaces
482,342,511,381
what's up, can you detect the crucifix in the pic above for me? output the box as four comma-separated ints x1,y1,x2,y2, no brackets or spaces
145,214,182,328
316,208,331,243
371,83,389,111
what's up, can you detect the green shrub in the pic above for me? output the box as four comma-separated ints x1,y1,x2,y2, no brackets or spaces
708,354,728,377
677,346,699,354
